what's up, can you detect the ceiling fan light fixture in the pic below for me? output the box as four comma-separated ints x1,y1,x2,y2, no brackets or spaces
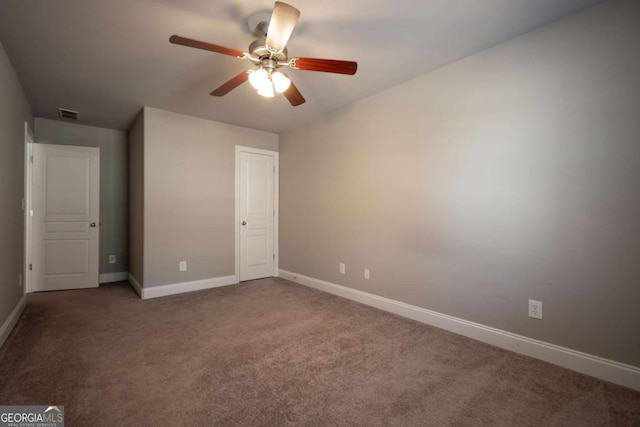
170,2,357,106
272,71,291,93
248,68,269,90
257,82,275,98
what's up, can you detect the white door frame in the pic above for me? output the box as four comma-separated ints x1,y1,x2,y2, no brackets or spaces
235,145,279,282
24,122,34,293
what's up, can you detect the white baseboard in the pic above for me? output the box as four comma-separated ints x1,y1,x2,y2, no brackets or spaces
99,271,129,284
141,275,238,300
127,274,143,298
279,269,640,392
0,295,26,350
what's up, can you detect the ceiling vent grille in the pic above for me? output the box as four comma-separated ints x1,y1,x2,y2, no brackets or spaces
58,108,78,120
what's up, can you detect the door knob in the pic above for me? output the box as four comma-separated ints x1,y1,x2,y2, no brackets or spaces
90,222,97,227
241,221,247,226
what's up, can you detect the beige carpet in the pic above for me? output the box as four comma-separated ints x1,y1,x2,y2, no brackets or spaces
0,278,638,426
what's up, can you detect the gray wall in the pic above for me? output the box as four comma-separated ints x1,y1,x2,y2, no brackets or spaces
0,41,32,329
34,117,128,275
129,110,144,284
279,0,640,367
141,107,278,287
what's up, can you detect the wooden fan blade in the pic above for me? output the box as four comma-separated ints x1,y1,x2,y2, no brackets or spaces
170,35,245,58
283,80,305,106
265,2,300,52
210,71,249,96
289,57,358,75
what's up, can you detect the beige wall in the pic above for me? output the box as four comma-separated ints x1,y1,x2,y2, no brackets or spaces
34,118,129,276
140,107,278,287
0,41,32,330
279,0,640,367
128,110,144,283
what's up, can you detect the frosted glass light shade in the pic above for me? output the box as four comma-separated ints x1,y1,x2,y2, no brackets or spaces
272,71,291,93
249,69,269,90
257,82,275,97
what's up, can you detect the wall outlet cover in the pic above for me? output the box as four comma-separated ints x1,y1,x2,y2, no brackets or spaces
109,255,116,264
529,300,543,319
339,263,345,275
180,261,187,272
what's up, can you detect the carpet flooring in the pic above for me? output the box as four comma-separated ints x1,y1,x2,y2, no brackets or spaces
0,278,638,426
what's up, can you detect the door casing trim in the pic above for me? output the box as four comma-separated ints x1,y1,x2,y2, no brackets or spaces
24,122,34,293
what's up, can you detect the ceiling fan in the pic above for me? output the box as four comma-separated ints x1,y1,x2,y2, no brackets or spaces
169,1,357,106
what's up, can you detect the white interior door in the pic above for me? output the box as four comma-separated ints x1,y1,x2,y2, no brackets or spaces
31,143,100,291
239,150,276,281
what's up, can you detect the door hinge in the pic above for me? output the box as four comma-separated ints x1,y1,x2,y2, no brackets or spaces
30,155,33,163
29,264,32,271
273,254,275,260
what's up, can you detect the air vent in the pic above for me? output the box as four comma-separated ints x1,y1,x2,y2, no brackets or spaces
58,108,78,120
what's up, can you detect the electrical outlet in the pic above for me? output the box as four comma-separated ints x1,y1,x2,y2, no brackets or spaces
179,261,187,272
528,300,543,319
364,269,370,280
339,263,345,275
108,255,116,264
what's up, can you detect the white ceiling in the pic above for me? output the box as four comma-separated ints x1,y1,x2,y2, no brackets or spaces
0,0,601,133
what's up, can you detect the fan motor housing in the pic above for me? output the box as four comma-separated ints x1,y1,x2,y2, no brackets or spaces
249,38,288,63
